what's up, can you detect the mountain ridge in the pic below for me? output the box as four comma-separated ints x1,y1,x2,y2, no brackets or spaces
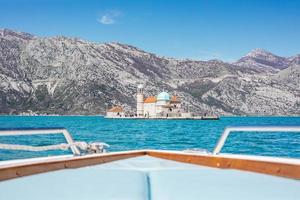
235,48,300,72
0,29,299,115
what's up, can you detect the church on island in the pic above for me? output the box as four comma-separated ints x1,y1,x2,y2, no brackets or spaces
106,84,192,118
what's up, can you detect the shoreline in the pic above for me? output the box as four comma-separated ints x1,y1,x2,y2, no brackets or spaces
0,115,299,118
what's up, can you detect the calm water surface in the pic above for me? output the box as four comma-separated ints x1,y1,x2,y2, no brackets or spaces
0,116,299,161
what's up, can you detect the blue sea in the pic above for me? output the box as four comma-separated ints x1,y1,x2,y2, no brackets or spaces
0,116,299,161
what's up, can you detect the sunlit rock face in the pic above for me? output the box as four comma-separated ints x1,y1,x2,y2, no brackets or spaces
0,29,299,115
234,48,299,72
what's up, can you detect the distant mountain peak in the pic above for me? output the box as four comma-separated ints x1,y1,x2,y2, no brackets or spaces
235,48,291,71
0,28,34,40
245,48,277,58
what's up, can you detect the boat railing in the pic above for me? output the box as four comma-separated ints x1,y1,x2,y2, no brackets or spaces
0,128,81,155
213,126,300,155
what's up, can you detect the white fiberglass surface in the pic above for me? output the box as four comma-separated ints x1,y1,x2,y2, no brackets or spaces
0,155,299,200
93,155,203,170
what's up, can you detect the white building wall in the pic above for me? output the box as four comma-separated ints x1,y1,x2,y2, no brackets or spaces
143,103,156,117
106,112,125,118
136,85,144,117
155,100,167,114
137,94,144,116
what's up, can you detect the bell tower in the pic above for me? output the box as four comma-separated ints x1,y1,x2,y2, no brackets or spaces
136,84,144,117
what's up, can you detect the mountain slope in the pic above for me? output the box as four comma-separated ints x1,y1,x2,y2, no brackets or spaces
0,29,299,115
234,49,299,72
274,65,300,87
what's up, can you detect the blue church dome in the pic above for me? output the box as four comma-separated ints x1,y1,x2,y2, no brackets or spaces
157,92,170,101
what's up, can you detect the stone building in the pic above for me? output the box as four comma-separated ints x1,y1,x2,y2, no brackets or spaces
136,84,188,118
106,106,125,118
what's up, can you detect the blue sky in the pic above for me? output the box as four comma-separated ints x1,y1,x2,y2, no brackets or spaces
0,0,299,61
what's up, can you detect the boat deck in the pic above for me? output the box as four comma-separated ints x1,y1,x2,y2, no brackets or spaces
0,155,299,200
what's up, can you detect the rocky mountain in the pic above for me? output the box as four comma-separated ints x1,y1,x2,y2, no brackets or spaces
0,29,299,115
235,48,300,72
274,64,300,87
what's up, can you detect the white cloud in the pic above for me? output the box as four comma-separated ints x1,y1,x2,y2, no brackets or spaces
98,10,121,25
100,15,115,24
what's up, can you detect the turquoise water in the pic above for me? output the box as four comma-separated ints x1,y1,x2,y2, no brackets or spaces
0,116,299,161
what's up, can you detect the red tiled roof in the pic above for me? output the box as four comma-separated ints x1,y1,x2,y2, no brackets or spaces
107,106,124,112
170,96,180,103
144,96,157,103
